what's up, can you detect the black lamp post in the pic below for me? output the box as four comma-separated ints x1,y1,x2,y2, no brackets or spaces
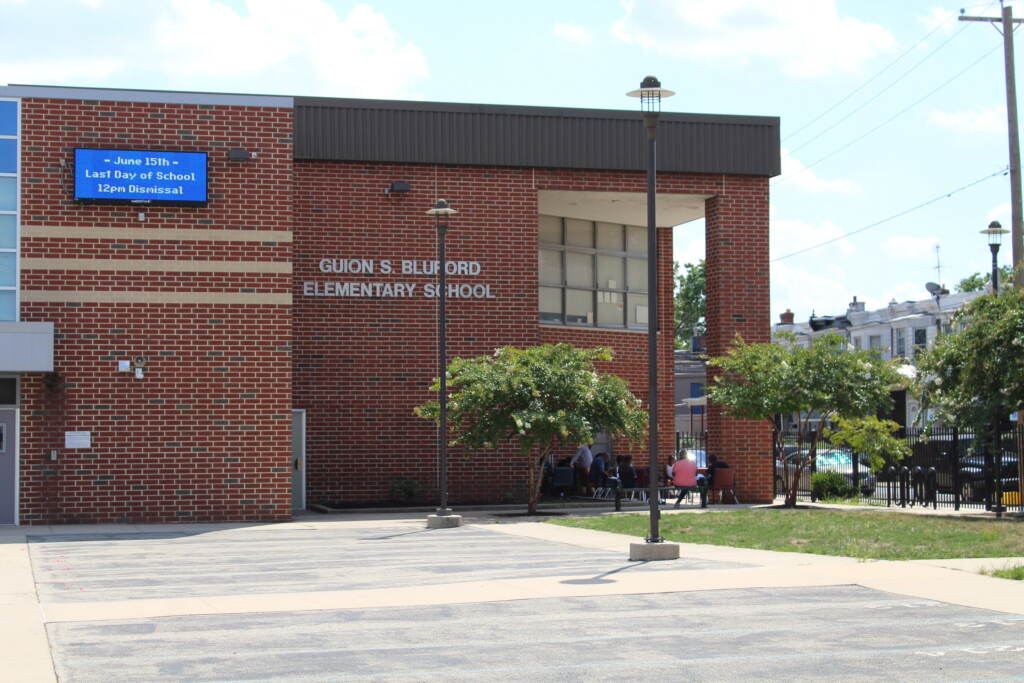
427,198,457,516
981,220,1009,293
981,220,1009,516
628,76,674,544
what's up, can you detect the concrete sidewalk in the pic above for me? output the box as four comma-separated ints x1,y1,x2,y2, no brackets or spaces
3,508,1024,681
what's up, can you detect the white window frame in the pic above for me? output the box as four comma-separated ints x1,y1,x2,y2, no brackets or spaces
0,98,19,322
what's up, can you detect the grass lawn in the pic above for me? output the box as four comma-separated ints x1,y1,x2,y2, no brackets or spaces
549,508,1024,561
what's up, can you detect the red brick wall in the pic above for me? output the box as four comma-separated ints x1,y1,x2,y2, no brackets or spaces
294,165,773,506
705,178,774,503
17,97,294,523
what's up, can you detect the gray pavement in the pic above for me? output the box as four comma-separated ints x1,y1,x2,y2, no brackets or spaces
3,506,1024,682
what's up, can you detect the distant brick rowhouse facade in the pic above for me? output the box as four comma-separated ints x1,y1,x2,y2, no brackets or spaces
0,86,778,524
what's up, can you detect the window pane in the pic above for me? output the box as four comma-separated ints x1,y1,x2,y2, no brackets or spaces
565,218,592,248
566,289,592,325
0,290,13,321
627,257,647,290
914,328,928,346
596,290,624,327
596,222,622,251
596,255,623,290
539,286,562,323
0,139,15,174
628,293,648,328
0,177,15,211
0,214,15,249
0,101,15,136
539,249,562,284
626,225,647,254
0,252,14,287
0,377,15,405
566,251,593,288
539,215,562,244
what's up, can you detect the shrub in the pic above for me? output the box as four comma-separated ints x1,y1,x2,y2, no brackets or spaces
388,477,425,503
810,471,857,500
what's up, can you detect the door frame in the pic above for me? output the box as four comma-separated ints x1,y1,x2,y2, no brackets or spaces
291,409,306,511
0,375,20,526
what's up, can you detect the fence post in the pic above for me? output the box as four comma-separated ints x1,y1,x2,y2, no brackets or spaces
809,429,818,503
898,466,909,507
952,426,961,511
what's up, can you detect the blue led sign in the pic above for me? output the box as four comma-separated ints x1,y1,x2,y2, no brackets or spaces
73,149,207,206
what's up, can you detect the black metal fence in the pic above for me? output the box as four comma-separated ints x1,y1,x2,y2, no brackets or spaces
773,425,1024,515
676,431,708,467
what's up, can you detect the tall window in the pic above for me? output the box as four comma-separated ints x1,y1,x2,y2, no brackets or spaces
538,215,648,329
0,99,18,321
913,328,928,354
894,329,906,358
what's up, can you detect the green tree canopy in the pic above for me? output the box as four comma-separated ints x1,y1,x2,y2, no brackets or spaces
916,288,1024,433
956,266,1013,293
674,259,706,350
414,343,647,513
707,333,904,506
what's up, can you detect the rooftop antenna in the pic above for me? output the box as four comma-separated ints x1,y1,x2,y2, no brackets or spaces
934,244,943,287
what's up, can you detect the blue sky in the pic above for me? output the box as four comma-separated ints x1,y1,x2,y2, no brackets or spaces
1,0,1019,321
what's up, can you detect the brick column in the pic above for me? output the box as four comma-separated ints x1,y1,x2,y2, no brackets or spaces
704,177,773,503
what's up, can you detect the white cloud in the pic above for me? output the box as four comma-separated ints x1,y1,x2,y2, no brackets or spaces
771,217,856,260
152,0,428,97
779,149,861,194
987,202,1010,224
554,23,592,45
772,260,852,320
927,106,1006,133
611,0,894,78
879,235,941,262
917,7,957,34
0,58,124,84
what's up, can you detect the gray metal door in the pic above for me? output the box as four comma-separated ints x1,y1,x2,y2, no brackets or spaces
0,410,15,525
291,409,305,511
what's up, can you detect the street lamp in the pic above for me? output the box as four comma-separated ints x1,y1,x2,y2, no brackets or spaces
426,198,461,529
979,219,1009,517
981,220,1009,293
627,76,674,549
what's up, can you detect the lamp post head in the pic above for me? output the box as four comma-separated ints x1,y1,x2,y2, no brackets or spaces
426,198,457,216
981,220,1008,246
627,75,674,114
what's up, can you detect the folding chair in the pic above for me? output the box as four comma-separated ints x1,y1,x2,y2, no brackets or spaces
710,467,739,504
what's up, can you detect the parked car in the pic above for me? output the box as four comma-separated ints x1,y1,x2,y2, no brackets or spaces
776,448,877,496
956,452,1020,504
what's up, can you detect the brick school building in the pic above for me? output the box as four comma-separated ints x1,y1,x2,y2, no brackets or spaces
0,85,778,524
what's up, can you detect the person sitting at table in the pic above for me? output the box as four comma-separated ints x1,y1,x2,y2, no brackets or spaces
617,455,637,490
671,455,699,508
589,451,612,490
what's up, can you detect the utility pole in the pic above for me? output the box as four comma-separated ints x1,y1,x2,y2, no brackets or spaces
961,3,1024,513
961,4,1024,288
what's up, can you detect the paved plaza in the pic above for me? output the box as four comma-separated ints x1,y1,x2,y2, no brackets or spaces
3,507,1024,681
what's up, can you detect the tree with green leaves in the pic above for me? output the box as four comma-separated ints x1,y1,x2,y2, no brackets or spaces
916,289,1024,503
916,288,1024,433
956,266,1014,293
674,259,706,350
707,333,905,507
414,343,648,514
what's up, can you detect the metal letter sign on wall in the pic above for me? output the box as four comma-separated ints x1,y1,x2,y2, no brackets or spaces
73,149,208,206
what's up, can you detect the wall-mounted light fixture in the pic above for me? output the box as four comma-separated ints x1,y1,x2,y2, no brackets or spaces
384,180,411,196
228,148,256,161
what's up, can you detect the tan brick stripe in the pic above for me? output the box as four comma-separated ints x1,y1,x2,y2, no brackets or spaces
20,226,293,242
21,258,292,273
20,291,292,305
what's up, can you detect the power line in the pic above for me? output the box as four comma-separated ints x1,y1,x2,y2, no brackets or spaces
777,43,1002,183
772,166,1009,262
782,15,958,145
788,23,969,154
